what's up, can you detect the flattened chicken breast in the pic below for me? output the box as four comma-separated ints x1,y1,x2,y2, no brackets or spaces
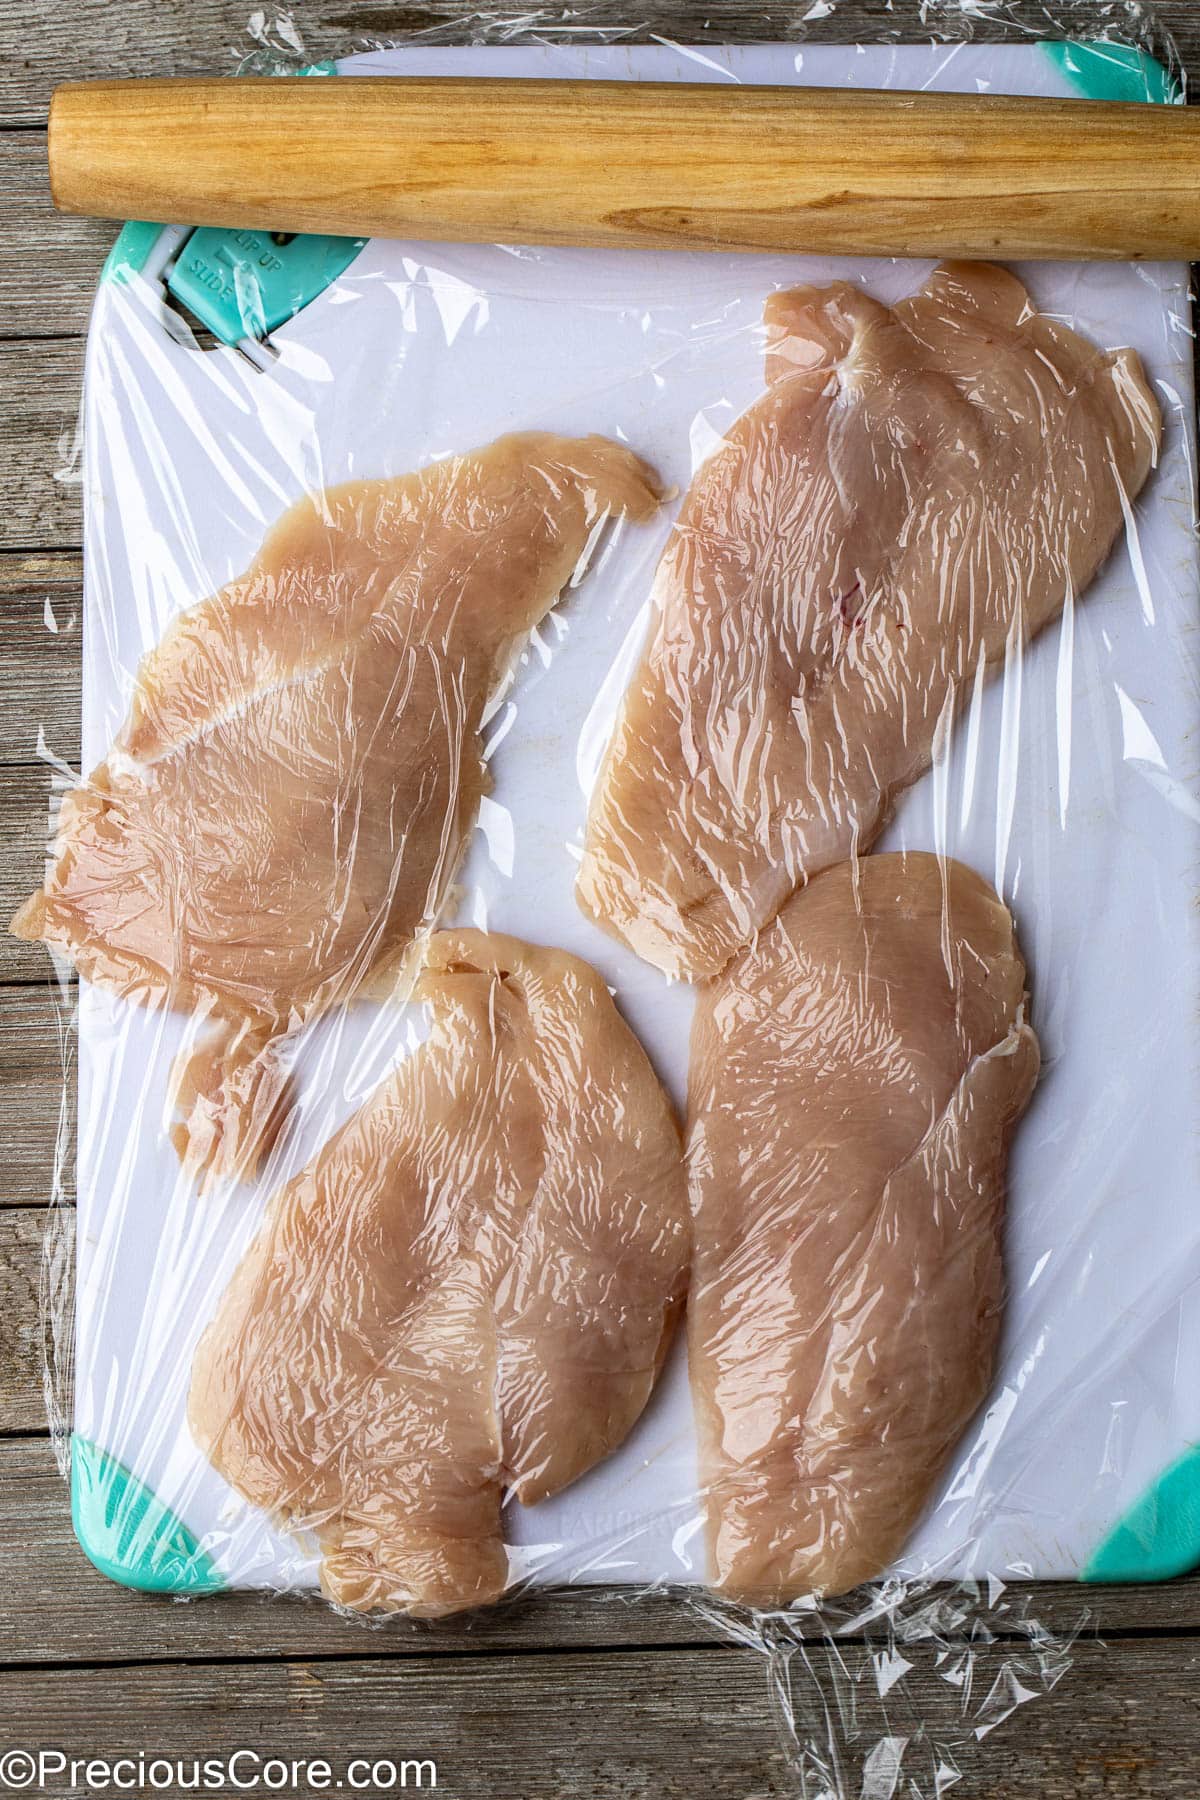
12,434,662,1184
578,263,1160,979
189,930,688,1618
687,854,1040,1605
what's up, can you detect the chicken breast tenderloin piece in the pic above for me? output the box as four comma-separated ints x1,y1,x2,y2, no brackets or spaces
12,434,663,1187
687,854,1040,1606
189,930,689,1618
578,262,1161,980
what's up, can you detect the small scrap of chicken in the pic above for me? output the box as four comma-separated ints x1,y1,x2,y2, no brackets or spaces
189,930,689,1618
12,434,663,1186
578,262,1161,980
687,854,1040,1606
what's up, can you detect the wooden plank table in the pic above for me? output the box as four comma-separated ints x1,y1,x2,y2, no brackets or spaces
1,3,1198,1792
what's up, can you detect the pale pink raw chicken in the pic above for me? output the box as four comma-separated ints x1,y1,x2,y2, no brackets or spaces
189,929,689,1618
12,433,663,1186
578,262,1161,980
687,854,1040,1605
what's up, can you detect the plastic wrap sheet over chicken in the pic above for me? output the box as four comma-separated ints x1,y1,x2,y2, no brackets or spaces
189,930,689,1618
11,433,663,1189
687,854,1040,1606
577,262,1161,981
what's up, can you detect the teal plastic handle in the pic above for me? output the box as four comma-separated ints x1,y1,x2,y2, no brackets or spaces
1040,40,1179,105
72,1435,225,1594
164,226,365,345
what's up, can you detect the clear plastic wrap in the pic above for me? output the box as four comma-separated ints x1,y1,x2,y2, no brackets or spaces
15,5,1200,1792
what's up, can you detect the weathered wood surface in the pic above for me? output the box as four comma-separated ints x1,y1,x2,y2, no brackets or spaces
0,1210,60,1425
3,781,65,981
2,1629,1200,1798
0,1645,803,1797
2,3,1199,1794
0,341,85,551
0,139,111,339
5,0,1192,126
0,555,81,764
0,990,71,1203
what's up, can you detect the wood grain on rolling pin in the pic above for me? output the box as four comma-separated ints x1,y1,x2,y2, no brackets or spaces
48,76,1200,261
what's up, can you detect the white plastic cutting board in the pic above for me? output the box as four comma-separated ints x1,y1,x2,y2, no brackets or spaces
67,40,1200,1598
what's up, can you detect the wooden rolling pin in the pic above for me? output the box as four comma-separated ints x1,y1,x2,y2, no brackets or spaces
48,76,1200,261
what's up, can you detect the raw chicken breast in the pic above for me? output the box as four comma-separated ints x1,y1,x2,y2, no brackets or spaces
578,262,1161,979
189,930,688,1618
687,854,1040,1606
12,433,662,1184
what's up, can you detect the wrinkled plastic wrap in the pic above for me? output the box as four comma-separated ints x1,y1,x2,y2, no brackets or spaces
16,3,1200,1791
